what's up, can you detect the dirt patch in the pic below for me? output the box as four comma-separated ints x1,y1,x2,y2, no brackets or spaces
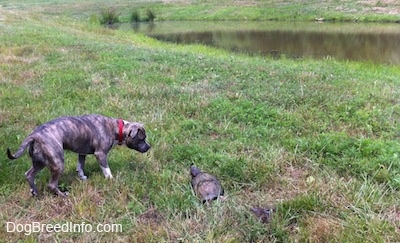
267,165,311,202
0,111,11,124
361,0,399,5
385,205,400,233
304,215,343,241
162,0,191,4
232,0,258,7
356,0,400,14
371,6,400,15
138,206,165,226
4,194,74,223
0,55,40,65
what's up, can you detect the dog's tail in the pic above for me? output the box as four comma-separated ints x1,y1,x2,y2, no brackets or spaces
7,136,34,160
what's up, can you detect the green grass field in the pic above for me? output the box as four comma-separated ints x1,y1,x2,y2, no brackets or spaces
1,0,399,242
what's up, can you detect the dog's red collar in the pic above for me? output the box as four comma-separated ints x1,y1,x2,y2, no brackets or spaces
118,119,124,145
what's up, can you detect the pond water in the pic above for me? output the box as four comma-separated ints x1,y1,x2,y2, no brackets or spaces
123,21,400,65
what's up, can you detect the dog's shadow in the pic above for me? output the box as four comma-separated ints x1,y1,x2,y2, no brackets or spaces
13,152,148,197
56,155,148,194
60,155,104,191
24,155,103,197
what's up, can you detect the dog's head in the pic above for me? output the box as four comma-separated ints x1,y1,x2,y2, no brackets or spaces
124,122,151,153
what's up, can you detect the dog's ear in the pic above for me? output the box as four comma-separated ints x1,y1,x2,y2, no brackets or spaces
129,127,145,140
128,127,138,139
137,127,146,140
127,123,145,139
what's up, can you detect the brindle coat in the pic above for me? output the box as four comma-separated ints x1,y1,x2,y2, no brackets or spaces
7,114,150,197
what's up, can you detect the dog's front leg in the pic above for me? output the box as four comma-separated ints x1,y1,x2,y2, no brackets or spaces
94,152,113,179
77,154,88,180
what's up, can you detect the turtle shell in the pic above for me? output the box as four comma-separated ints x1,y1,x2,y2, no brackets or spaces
190,165,224,203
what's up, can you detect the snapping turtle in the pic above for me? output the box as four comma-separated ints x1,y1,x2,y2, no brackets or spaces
190,165,224,203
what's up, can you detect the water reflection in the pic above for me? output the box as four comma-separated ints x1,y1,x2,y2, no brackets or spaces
127,21,400,64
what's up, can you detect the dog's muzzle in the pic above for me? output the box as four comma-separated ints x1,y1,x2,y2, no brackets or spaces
139,142,151,153
127,141,151,153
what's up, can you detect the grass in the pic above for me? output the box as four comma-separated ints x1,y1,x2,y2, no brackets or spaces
130,9,156,23
0,0,400,242
146,9,156,22
99,7,120,25
130,9,140,23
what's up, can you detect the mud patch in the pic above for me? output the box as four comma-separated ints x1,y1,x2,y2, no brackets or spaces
138,206,165,226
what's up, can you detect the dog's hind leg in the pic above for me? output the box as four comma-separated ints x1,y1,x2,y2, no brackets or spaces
77,154,87,180
25,162,45,196
48,161,67,197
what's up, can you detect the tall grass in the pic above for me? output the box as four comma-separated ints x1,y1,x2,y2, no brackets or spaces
146,9,156,22
129,9,156,22
130,9,140,23
99,7,120,25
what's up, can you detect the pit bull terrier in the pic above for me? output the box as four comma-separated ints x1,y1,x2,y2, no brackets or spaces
7,114,151,197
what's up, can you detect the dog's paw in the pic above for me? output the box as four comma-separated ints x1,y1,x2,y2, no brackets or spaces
79,175,88,181
55,190,68,197
30,189,38,197
101,167,113,179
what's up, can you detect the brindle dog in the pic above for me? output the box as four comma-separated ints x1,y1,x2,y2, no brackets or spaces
7,114,151,197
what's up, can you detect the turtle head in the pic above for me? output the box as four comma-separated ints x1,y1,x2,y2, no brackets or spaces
190,165,201,177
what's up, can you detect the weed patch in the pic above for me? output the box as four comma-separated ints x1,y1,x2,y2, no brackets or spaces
99,8,120,25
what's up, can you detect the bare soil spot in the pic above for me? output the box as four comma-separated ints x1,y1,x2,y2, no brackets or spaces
138,206,165,226
305,215,343,242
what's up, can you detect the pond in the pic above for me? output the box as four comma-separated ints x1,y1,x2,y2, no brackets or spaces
122,21,400,65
